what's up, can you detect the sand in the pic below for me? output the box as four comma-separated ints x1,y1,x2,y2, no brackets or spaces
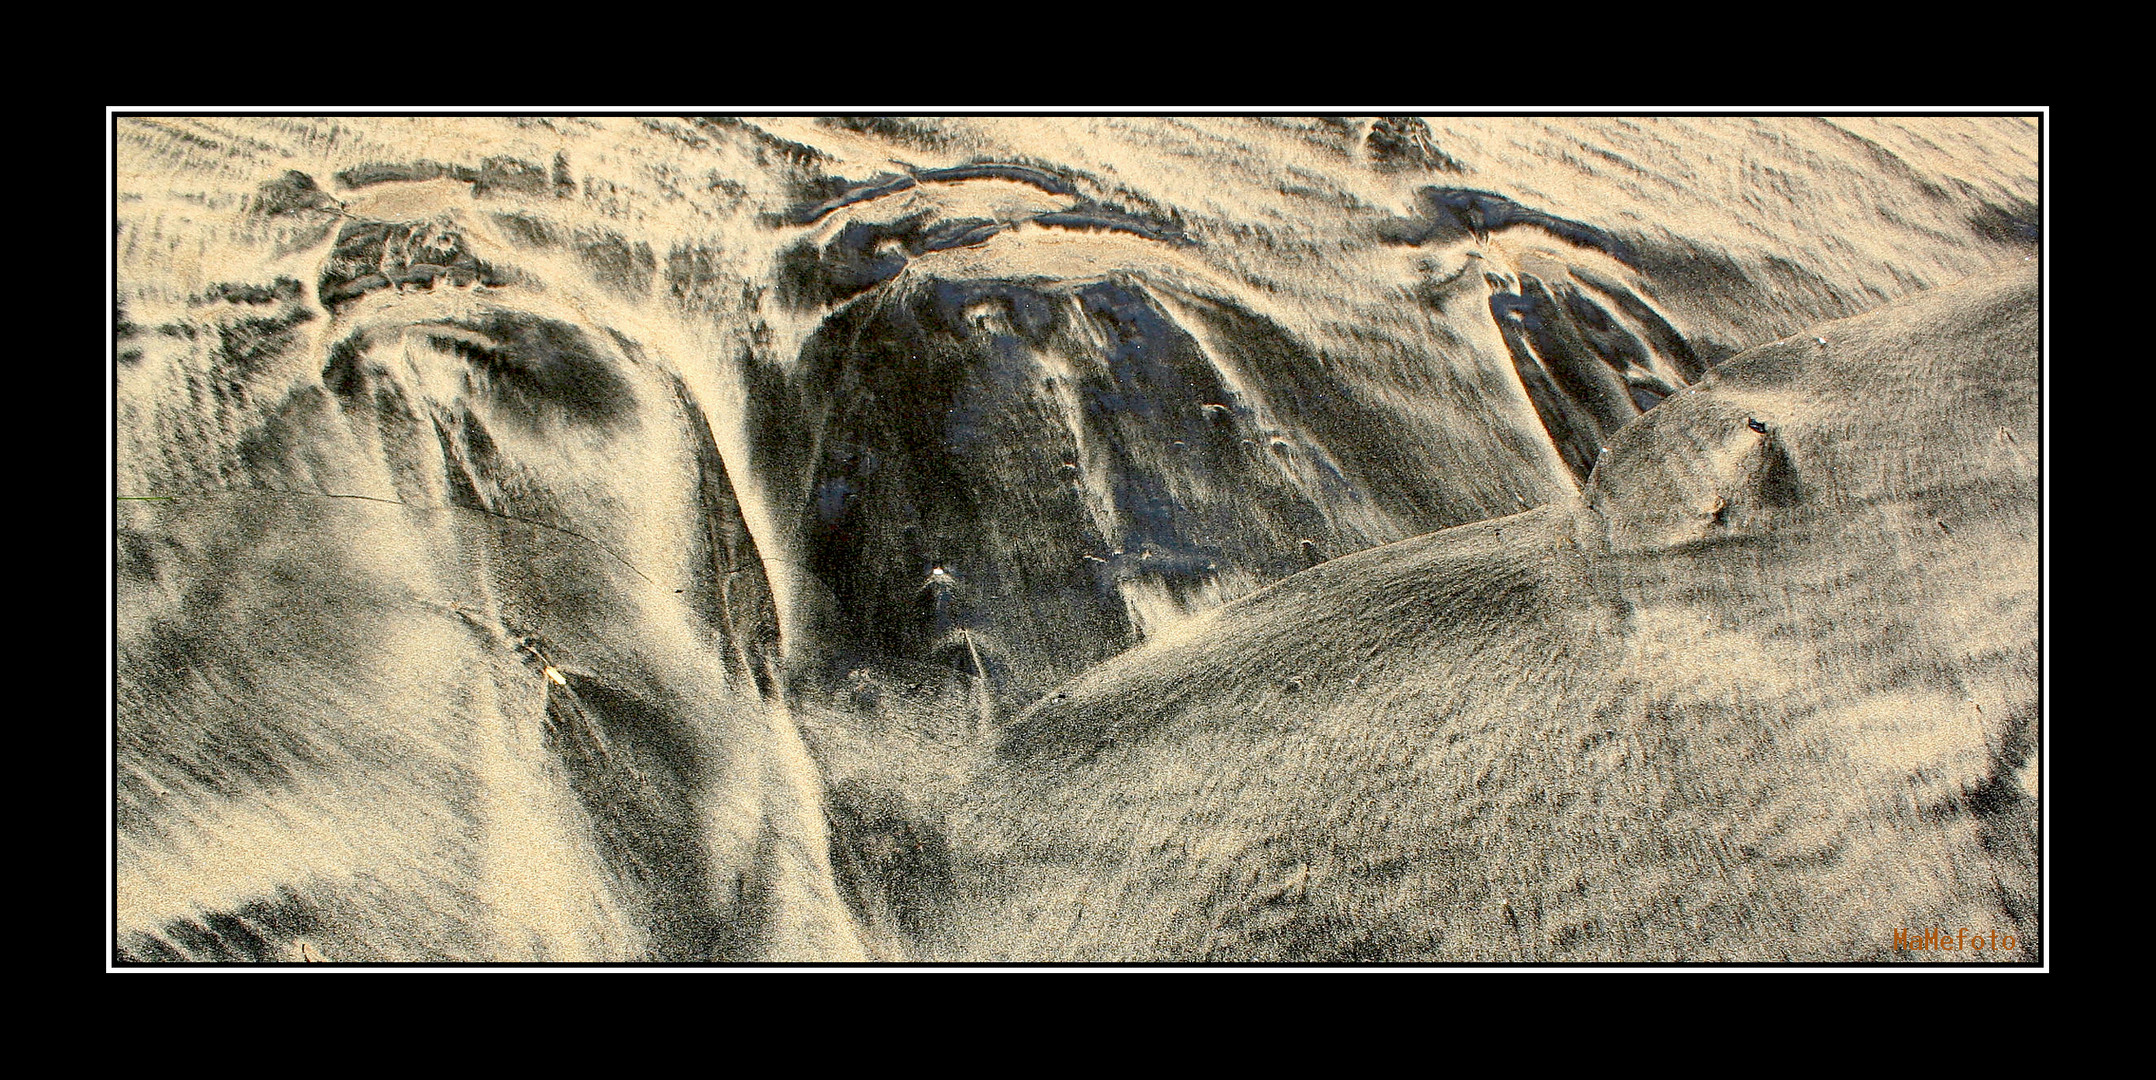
110,114,2042,964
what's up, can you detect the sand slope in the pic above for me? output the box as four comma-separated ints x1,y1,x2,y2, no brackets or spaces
947,262,2039,961
111,116,2041,963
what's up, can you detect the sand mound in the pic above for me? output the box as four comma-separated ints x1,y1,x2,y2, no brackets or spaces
112,116,2041,963
947,263,2039,961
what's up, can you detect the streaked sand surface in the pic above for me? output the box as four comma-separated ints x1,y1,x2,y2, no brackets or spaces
112,115,2041,963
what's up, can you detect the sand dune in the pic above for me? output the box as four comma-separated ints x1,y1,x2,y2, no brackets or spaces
946,264,2038,961
111,114,2041,964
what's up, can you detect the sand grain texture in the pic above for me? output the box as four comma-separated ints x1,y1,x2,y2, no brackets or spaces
112,115,2041,963
954,264,2039,961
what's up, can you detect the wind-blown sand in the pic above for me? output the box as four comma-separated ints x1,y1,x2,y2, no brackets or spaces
948,263,2039,961
111,115,2041,963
